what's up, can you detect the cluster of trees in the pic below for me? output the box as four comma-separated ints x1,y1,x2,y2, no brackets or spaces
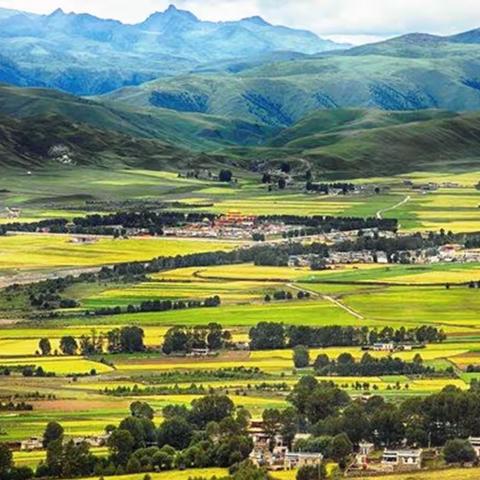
258,214,397,233
88,296,221,317
103,384,209,397
0,396,259,479
0,401,33,412
334,230,460,260
26,277,79,311
264,290,312,302
312,352,432,376
249,323,446,350
144,367,268,385
3,211,218,237
162,323,231,354
22,366,55,378
288,376,480,461
42,327,146,357
219,170,233,182
305,182,355,195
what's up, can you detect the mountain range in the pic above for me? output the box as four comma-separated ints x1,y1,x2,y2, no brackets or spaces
3,5,480,177
102,34,480,126
0,4,344,95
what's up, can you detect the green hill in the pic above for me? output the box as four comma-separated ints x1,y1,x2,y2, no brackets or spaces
4,84,480,178
232,109,480,177
101,38,480,126
0,113,220,170
0,84,276,150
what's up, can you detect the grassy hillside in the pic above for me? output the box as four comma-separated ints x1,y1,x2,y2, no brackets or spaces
0,113,213,170
102,39,480,126
0,84,276,150
222,109,480,176
4,84,480,177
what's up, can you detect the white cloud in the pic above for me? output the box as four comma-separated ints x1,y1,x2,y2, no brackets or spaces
1,0,480,44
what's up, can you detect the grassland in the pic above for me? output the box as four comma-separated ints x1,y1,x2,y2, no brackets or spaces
360,468,480,480
1,167,480,480
0,234,237,274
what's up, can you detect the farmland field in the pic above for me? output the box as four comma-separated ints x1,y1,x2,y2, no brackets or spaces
2,167,480,480
0,234,238,273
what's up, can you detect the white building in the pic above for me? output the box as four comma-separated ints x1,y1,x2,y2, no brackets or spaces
469,437,480,457
285,452,323,470
21,437,43,451
382,449,422,471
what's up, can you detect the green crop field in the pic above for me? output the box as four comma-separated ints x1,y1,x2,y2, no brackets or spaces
361,468,480,480
0,234,238,273
1,166,480,480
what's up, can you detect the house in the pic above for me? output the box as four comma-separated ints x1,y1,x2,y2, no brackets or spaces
187,348,211,357
382,449,422,471
355,442,375,468
21,437,43,451
285,452,323,470
372,343,395,352
468,437,480,457
71,434,109,448
376,251,389,264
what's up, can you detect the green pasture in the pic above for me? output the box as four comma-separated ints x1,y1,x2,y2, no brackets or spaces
0,234,238,272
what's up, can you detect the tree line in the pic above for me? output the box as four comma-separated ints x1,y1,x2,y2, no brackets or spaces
310,351,432,376
249,323,446,350
87,296,221,317
162,323,231,354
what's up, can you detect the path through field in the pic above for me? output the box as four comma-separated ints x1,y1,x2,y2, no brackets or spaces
289,283,365,320
376,195,411,220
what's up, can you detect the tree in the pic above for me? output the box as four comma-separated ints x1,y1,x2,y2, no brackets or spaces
297,463,327,480
126,456,141,474
293,345,310,369
162,327,188,354
39,338,51,356
43,421,64,448
328,433,353,467
108,429,135,466
443,439,476,464
189,394,234,429
0,443,13,477
219,170,233,182
262,409,282,444
157,416,193,450
130,401,154,420
249,322,286,350
60,336,78,355
45,438,63,477
313,354,330,374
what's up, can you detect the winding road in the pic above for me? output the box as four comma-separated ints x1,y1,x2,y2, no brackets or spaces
376,195,411,220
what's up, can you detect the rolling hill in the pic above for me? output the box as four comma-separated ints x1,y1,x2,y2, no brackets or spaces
0,5,343,95
102,32,480,126
0,84,277,150
235,109,480,176
3,83,480,177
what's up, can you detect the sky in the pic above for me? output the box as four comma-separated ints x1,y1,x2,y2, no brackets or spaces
0,0,479,44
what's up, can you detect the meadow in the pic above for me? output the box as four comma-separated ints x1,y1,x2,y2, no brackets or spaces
0,234,238,273
1,167,480,480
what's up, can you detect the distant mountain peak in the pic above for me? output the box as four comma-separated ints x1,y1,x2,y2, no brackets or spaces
49,8,66,17
144,4,198,23
241,15,271,27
